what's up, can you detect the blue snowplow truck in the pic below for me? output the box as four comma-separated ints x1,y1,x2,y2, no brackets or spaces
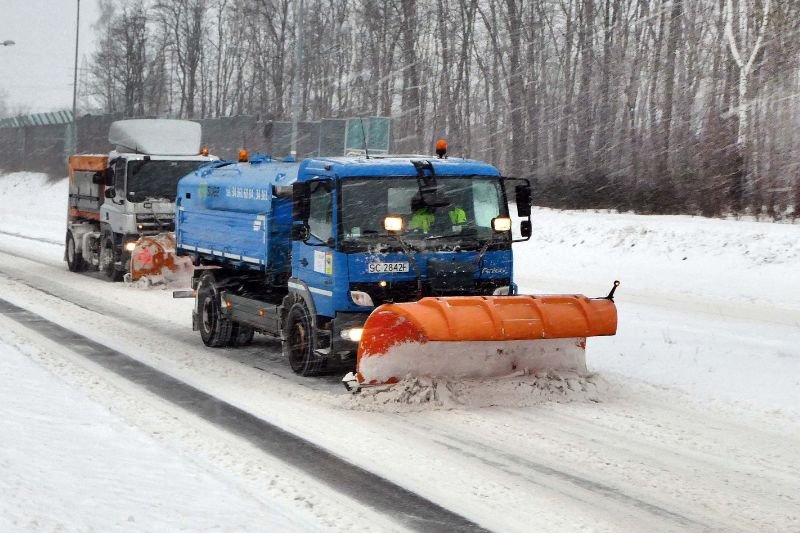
173,146,545,379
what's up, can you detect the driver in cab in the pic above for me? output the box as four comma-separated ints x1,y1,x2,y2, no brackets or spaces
408,193,467,233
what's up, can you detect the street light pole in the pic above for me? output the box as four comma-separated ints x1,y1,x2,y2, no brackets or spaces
289,0,304,158
71,0,80,153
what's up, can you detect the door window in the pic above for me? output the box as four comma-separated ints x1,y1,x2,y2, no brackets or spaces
308,181,333,243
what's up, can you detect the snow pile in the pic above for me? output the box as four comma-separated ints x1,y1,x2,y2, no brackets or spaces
341,371,609,412
517,207,800,310
529,208,799,266
0,172,66,243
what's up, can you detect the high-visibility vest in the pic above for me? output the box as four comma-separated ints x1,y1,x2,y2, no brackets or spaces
409,209,435,232
449,207,467,225
410,207,466,232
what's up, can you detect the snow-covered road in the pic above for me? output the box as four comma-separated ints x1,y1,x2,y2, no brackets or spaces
1,173,799,532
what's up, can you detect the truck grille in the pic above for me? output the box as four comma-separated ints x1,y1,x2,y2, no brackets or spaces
135,213,175,234
350,278,510,305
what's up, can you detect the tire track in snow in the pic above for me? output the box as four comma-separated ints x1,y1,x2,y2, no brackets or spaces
0,249,343,393
504,409,797,529
0,297,488,533
399,418,717,532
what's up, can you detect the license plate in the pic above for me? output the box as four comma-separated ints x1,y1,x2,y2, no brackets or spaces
368,262,409,273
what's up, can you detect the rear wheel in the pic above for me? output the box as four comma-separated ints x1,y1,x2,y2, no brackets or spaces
65,231,85,272
198,273,233,347
284,302,323,376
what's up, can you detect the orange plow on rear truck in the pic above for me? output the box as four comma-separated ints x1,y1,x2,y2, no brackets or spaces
128,233,192,282
344,282,619,390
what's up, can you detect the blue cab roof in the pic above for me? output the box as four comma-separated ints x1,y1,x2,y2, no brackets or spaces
188,154,501,187
300,156,501,179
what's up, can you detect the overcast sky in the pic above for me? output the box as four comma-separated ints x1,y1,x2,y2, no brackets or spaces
0,0,100,114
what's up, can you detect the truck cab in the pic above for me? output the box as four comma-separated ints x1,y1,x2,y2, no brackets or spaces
287,157,531,368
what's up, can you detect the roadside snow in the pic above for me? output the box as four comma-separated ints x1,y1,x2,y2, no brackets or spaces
517,207,800,308
0,172,66,244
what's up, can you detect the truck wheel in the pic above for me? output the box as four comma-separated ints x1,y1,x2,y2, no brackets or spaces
284,302,323,376
100,235,125,282
228,323,255,347
65,231,86,272
197,274,233,347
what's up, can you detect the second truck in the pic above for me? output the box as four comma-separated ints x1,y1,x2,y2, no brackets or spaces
174,142,618,388
66,119,217,281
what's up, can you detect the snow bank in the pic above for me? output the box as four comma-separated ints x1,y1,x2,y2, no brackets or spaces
517,208,800,308
0,172,67,244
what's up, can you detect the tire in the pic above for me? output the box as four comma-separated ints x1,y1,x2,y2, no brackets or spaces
100,234,124,282
65,231,86,272
284,302,323,376
197,273,234,347
228,322,255,347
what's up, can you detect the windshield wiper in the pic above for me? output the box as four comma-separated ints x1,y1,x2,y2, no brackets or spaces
424,232,462,240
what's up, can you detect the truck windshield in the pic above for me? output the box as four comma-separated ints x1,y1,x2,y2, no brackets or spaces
126,160,207,202
340,176,509,251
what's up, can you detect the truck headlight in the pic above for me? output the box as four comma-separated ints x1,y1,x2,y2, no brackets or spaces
125,241,137,252
349,290,374,307
384,216,404,233
491,217,512,232
493,286,511,295
341,328,363,342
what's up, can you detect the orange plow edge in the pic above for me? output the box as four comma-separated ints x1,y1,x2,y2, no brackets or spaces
349,287,618,388
129,233,192,282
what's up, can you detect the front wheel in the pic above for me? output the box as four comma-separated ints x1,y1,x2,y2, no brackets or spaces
100,234,124,282
65,231,86,272
197,274,233,347
284,302,323,376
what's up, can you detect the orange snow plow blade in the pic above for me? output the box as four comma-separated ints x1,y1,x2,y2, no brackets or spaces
355,292,618,386
129,233,192,281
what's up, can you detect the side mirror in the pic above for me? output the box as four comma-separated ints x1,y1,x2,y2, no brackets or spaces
520,220,532,238
104,187,116,199
92,171,105,185
291,224,310,241
515,183,532,217
292,182,310,222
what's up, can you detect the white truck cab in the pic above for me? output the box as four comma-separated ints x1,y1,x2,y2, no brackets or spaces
66,119,217,280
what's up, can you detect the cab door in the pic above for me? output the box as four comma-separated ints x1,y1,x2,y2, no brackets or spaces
292,179,336,317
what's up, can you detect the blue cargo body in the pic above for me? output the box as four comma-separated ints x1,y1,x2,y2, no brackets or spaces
176,157,297,274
